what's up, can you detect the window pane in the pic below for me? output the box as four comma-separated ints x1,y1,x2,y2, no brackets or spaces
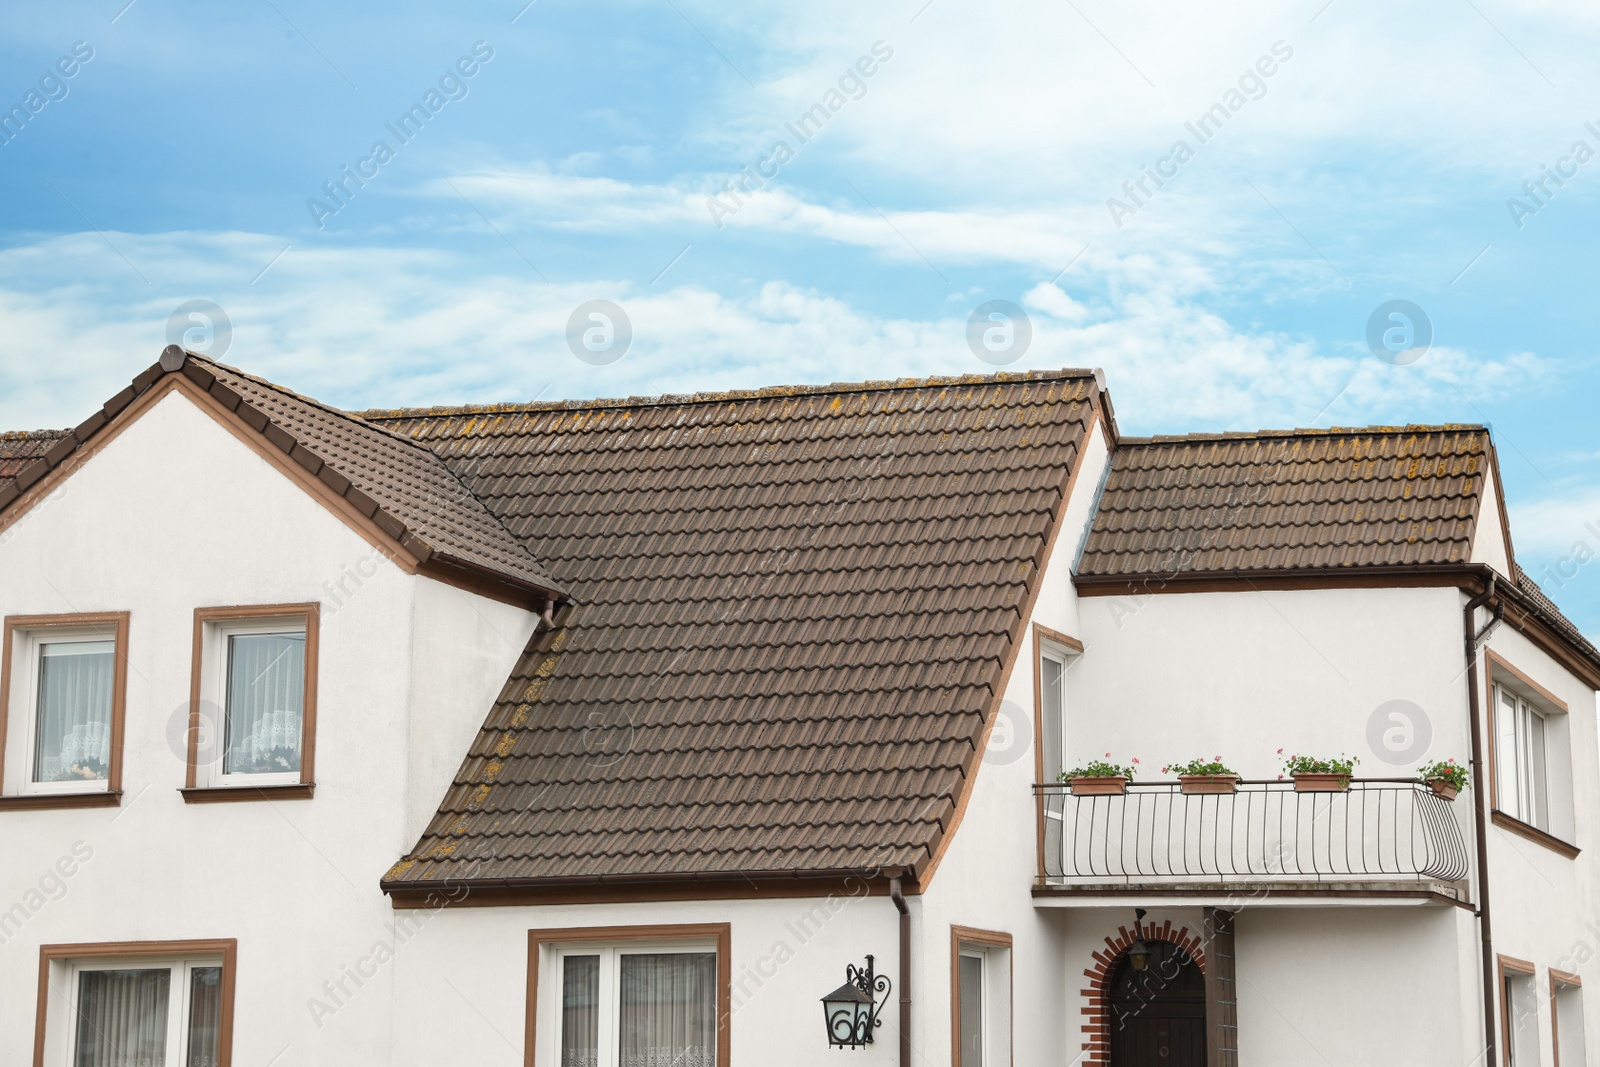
1040,655,1065,781
1528,709,1548,831
74,968,170,1067
35,640,114,783
618,952,716,1067
959,954,984,1067
1495,689,1520,820
223,632,305,775
561,955,600,1067
186,967,222,1067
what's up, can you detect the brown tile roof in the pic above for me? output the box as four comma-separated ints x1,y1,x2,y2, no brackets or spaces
1511,563,1599,661
0,351,565,600
367,370,1103,887
0,431,68,479
1076,426,1489,577
189,357,564,598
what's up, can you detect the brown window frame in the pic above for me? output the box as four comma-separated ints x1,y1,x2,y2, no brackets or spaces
1551,968,1582,1067
1498,954,1537,1067
526,923,732,1067
0,613,130,811
950,925,1013,1067
182,604,319,803
33,937,238,1067
1485,650,1579,857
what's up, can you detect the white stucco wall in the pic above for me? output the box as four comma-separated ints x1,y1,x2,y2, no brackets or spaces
1475,617,1600,1066
0,389,536,1067
1470,462,1512,577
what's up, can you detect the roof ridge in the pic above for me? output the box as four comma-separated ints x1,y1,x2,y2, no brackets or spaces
353,367,1098,420
1,429,69,441
1121,424,1487,445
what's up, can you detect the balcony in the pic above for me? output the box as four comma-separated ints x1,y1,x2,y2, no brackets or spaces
1033,779,1472,906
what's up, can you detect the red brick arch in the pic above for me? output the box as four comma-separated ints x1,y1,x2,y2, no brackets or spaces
1080,921,1206,1065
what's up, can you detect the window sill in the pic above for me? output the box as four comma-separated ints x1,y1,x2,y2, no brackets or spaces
0,791,121,811
180,783,315,803
1492,810,1579,859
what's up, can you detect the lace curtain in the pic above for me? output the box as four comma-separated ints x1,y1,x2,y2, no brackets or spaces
34,641,114,783
223,633,305,775
560,951,717,1067
619,953,717,1067
73,968,169,1067
562,955,600,1067
68,965,221,1067
186,967,222,1067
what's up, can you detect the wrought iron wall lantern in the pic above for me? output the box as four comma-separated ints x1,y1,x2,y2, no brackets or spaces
821,954,891,1048
1126,908,1153,971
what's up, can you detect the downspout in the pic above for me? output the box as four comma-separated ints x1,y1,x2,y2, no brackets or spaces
890,875,910,1067
1464,573,1504,1066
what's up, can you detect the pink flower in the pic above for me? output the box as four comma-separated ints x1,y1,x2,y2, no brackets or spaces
1277,774,1284,780
1276,748,1284,755
1105,752,1112,758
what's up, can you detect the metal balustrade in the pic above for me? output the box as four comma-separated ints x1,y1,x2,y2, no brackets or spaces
1034,779,1470,884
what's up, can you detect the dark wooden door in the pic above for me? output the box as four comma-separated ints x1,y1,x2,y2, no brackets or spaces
1109,941,1207,1067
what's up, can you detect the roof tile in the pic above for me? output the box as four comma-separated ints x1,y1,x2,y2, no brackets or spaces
368,371,1099,884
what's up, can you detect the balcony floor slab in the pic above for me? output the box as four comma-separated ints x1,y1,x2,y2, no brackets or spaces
1033,878,1472,909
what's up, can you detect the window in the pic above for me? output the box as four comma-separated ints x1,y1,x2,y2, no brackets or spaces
532,926,729,1067
186,605,317,796
1032,625,1081,784
1500,958,1538,1067
35,940,236,1067
1039,652,1065,783
1495,686,1549,830
1552,971,1584,1066
958,953,984,1066
0,614,128,805
1487,652,1576,848
951,927,1011,1067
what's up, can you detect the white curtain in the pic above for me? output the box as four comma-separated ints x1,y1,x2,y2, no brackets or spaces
34,641,114,783
619,953,717,1067
223,633,304,775
73,968,169,1067
562,955,600,1067
186,967,222,1067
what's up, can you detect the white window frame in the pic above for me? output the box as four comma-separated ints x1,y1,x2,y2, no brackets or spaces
6,625,117,796
546,939,719,1067
1495,684,1551,831
1038,645,1069,785
56,953,224,1067
958,949,987,1066
195,615,308,789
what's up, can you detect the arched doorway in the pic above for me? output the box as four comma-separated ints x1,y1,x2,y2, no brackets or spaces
1108,940,1206,1065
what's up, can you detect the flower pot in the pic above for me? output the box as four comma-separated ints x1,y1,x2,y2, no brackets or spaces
1179,774,1239,795
1427,779,1459,801
1069,776,1127,796
1292,772,1351,793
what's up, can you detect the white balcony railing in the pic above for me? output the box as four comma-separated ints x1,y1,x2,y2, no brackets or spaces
1035,779,1470,885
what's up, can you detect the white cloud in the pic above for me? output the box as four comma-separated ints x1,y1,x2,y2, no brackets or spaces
1024,282,1091,323
0,229,1549,437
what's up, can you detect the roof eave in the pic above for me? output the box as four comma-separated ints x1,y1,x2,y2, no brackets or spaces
1075,562,1600,687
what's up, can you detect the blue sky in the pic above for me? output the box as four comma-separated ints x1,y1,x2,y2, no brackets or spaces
3,0,1600,632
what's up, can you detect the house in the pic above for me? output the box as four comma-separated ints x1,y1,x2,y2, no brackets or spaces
0,346,1594,1066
